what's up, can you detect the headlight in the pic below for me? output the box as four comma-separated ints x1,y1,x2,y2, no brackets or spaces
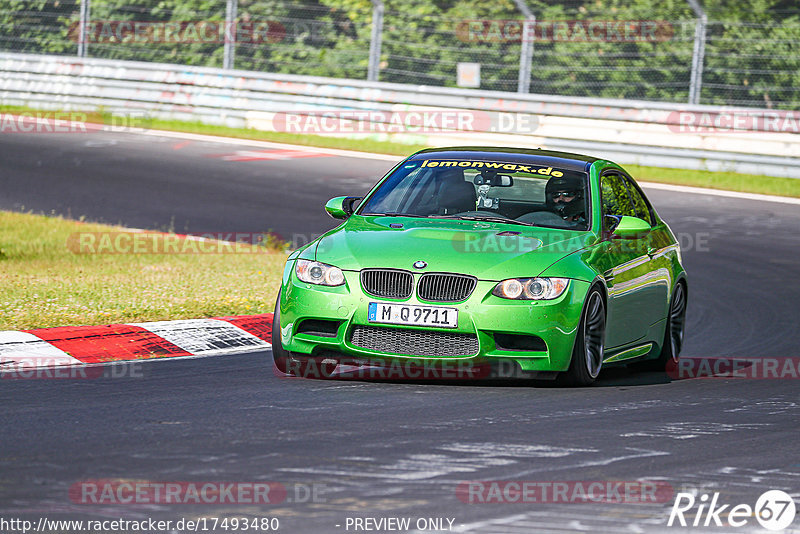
492,277,569,300
295,259,345,286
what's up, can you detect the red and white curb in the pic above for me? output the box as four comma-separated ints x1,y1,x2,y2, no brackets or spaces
0,314,273,371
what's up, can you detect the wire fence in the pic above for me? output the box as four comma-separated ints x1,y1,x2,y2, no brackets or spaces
1,0,799,109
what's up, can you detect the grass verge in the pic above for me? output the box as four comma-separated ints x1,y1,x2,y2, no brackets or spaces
3,105,799,198
625,165,800,198
0,211,285,330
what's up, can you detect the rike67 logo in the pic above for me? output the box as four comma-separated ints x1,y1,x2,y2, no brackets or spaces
668,490,796,530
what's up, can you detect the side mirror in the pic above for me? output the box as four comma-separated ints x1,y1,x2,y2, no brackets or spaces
612,215,651,237
325,196,361,219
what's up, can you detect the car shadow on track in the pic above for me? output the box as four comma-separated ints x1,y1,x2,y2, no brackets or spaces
590,367,674,387
274,366,675,388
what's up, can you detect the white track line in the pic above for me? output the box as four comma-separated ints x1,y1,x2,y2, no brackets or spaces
639,181,800,205
139,128,401,162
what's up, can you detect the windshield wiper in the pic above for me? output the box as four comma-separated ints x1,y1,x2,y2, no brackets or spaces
361,212,428,218
433,215,536,227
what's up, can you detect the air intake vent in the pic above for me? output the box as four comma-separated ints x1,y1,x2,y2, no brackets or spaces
494,333,547,352
350,325,479,357
417,273,477,302
360,269,413,299
296,319,341,338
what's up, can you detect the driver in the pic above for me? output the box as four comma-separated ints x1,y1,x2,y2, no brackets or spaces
545,175,586,224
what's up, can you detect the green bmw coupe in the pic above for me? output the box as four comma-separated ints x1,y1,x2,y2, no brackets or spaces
272,147,687,386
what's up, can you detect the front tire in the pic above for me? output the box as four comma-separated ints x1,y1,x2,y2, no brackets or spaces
271,290,291,375
558,287,606,387
271,290,338,379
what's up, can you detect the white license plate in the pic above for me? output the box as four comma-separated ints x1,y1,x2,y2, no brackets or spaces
368,302,458,328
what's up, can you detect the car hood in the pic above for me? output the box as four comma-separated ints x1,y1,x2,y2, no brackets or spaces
314,216,594,281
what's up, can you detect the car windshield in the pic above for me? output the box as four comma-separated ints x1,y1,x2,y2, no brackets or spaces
359,157,590,230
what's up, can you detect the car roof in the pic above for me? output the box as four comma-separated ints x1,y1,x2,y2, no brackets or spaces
408,146,598,173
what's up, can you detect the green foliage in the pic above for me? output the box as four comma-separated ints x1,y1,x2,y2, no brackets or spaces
702,14,800,107
79,0,227,66
0,0,80,55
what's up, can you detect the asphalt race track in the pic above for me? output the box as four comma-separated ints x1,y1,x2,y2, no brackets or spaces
1,130,799,533
0,131,390,241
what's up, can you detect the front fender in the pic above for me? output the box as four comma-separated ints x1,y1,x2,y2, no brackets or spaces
537,246,602,283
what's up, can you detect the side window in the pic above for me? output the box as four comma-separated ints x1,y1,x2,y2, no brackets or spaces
622,176,655,225
600,173,636,230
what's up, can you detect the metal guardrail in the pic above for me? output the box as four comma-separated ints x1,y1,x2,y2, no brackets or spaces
2,52,799,178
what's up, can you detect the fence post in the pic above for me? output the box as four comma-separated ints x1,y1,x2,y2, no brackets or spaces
367,0,384,81
223,0,238,69
512,0,535,94
77,0,90,58
687,0,707,105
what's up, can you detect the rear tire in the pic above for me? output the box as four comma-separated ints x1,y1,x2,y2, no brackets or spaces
662,282,687,363
632,281,687,372
558,287,606,387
